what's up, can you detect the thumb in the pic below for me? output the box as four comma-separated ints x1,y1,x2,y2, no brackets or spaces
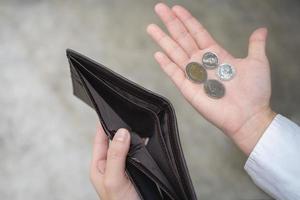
103,128,130,190
248,27,268,61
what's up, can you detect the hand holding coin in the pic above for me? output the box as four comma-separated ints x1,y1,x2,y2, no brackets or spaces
147,3,276,155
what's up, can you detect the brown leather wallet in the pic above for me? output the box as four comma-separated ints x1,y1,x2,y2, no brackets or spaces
66,49,197,200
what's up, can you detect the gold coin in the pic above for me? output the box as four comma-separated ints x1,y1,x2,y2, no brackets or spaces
185,62,207,83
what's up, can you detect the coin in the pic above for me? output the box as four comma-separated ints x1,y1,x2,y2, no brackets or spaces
217,63,235,81
204,79,225,99
185,62,207,83
202,52,218,69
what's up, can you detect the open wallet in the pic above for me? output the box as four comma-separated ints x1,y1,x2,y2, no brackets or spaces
66,49,197,200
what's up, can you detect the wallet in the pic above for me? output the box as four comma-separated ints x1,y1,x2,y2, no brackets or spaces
66,49,197,200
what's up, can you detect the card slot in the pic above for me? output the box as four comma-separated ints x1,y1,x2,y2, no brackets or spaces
128,131,177,199
67,50,166,112
128,159,177,200
70,57,159,115
69,55,159,112
126,161,171,200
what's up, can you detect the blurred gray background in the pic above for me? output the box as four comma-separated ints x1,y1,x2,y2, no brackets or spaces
1,0,299,199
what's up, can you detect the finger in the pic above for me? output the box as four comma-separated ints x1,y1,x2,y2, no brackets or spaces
104,128,130,189
91,123,109,176
172,5,217,49
154,51,186,88
154,51,206,104
154,3,199,56
147,23,189,67
248,27,268,61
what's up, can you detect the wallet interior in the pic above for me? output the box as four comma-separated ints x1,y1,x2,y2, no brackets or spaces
67,49,196,200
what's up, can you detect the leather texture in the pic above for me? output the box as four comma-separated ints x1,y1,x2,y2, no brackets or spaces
66,49,197,200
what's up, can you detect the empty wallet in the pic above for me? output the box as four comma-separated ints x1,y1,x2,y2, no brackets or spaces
66,49,197,200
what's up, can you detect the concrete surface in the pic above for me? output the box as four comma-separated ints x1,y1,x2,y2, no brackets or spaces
0,0,299,199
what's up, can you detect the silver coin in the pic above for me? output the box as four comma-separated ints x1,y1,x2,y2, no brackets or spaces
185,62,207,83
202,52,218,69
217,63,235,81
204,79,225,99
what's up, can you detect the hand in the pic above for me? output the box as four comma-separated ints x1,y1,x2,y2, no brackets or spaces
147,3,276,155
90,125,140,200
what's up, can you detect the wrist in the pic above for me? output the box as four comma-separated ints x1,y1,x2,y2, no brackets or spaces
231,107,276,156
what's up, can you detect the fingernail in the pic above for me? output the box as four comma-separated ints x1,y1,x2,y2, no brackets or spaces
114,129,128,142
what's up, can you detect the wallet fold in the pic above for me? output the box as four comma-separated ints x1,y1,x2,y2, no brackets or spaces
66,49,197,200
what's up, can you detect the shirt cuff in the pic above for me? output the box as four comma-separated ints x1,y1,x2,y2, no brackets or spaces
244,114,300,200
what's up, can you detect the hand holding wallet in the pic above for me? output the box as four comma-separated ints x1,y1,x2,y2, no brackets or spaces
66,49,197,200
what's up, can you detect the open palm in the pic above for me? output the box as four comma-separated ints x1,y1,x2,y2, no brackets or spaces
147,3,275,154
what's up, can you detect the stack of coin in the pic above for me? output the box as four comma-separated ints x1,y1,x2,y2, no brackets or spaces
185,51,236,99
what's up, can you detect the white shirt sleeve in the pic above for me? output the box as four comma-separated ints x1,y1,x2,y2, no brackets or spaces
244,114,300,200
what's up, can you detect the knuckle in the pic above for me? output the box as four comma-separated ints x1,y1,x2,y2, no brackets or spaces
165,17,177,26
103,177,118,190
169,46,184,59
158,34,167,43
108,146,124,160
174,30,189,41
